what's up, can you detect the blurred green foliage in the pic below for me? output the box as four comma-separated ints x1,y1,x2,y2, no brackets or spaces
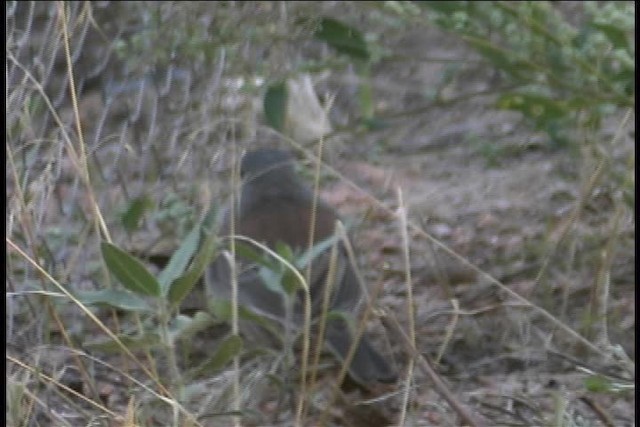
113,1,633,148
422,1,634,146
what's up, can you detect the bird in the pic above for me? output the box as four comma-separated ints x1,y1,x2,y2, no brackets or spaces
205,148,397,385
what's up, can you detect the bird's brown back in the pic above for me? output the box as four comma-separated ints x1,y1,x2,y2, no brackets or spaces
229,198,338,251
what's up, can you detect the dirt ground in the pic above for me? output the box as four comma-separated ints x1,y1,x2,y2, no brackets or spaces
6,2,634,426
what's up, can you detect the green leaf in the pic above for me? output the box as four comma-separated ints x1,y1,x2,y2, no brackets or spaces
120,195,154,233
281,268,303,295
324,309,355,327
356,62,374,119
101,242,161,297
158,221,202,295
421,1,468,14
261,241,306,295
210,300,281,335
75,289,151,312
464,36,514,71
170,312,216,342
234,241,274,268
258,263,287,295
167,223,218,309
202,204,218,232
264,81,288,132
360,116,390,131
584,375,614,393
496,92,569,121
296,233,341,270
193,334,243,375
312,17,371,61
590,22,630,51
275,241,295,263
84,332,162,353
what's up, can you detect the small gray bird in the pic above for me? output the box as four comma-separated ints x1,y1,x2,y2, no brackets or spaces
206,148,396,385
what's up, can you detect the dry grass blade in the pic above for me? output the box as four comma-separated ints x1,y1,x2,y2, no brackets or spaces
384,314,491,427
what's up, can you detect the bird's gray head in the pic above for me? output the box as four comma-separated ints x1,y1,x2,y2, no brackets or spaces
240,148,295,181
239,149,308,208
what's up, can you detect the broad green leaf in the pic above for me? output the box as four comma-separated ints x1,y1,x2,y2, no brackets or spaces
275,241,295,263
259,258,305,296
496,92,568,121
264,81,287,131
234,241,275,268
210,300,281,336
121,195,154,233
85,332,161,353
167,225,217,308
360,116,390,131
193,334,243,375
584,375,615,393
357,62,374,119
325,309,353,324
464,36,514,72
296,233,341,269
75,289,151,312
258,264,287,295
281,268,303,295
312,17,371,61
169,312,216,342
158,221,202,294
590,22,630,51
201,204,218,232
421,1,467,14
101,242,161,297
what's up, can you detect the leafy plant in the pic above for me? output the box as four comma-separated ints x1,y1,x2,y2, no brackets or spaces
422,1,634,146
79,207,221,385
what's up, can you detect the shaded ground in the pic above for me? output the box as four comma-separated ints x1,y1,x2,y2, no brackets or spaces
6,2,634,426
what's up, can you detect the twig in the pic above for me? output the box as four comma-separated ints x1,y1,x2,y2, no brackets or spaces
579,395,616,427
384,313,490,427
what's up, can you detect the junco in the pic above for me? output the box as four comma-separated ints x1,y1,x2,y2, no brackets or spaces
206,148,396,385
